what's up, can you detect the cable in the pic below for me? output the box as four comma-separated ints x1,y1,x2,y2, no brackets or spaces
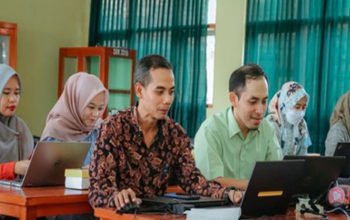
326,207,350,220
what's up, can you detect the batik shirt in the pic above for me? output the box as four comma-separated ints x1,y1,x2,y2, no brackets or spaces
89,107,225,208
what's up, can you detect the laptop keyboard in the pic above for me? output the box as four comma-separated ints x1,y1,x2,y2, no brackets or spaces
0,178,23,187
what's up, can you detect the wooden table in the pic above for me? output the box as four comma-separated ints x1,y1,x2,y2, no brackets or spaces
255,208,347,220
0,185,92,220
92,185,347,219
95,207,348,220
95,208,186,220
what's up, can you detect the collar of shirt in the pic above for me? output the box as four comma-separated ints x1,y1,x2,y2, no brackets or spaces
131,106,166,147
227,106,261,139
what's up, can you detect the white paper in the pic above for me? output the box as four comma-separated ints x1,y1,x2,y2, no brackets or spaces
185,206,241,220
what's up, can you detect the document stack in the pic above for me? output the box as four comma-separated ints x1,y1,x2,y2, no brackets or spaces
64,168,89,190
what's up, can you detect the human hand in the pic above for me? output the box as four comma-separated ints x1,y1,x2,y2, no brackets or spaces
14,160,30,175
114,188,142,210
229,189,242,205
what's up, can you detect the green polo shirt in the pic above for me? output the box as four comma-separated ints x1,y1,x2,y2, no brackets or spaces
194,106,282,180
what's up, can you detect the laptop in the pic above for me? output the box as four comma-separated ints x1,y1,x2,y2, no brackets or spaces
284,155,345,198
334,142,350,177
141,195,228,214
0,142,90,187
140,160,304,218
240,160,304,217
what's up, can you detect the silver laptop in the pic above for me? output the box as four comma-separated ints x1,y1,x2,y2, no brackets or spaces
0,142,90,187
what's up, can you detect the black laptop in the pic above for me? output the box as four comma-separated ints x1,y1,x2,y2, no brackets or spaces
141,195,228,214
284,155,345,198
334,142,350,177
140,160,304,218
240,160,304,218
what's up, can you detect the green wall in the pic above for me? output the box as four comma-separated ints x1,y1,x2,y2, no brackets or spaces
207,0,247,116
0,0,245,134
0,0,91,136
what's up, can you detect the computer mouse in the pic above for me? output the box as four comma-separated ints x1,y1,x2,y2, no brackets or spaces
116,201,140,214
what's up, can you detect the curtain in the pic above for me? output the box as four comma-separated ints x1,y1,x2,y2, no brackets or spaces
245,0,350,154
319,0,350,153
89,0,208,138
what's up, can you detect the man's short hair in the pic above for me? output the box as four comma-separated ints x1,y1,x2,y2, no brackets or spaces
134,54,172,87
229,64,268,98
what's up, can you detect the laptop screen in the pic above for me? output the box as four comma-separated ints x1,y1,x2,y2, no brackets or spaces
284,155,345,198
240,160,304,217
18,142,90,187
334,142,350,177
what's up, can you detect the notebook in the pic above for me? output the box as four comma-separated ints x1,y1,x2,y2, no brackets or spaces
334,142,350,177
284,155,345,198
0,142,90,187
240,160,304,218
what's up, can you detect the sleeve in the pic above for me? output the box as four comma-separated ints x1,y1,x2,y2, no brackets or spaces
194,125,224,180
325,123,348,156
265,124,283,160
83,130,98,166
41,136,62,142
267,118,282,143
83,142,94,166
88,120,120,208
0,161,16,180
299,132,312,155
174,127,225,199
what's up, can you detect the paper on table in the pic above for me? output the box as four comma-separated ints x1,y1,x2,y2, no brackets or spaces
185,206,241,220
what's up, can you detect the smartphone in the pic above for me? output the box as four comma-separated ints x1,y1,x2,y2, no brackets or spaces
164,192,200,200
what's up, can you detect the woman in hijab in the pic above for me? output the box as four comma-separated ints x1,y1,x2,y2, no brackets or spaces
41,72,108,167
0,64,33,180
266,81,311,156
325,91,350,156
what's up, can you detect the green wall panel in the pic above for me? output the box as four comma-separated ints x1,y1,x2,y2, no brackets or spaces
108,57,131,90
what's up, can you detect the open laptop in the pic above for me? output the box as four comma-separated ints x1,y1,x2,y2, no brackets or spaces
334,142,350,177
284,155,345,198
240,160,304,217
0,142,90,187
140,160,304,218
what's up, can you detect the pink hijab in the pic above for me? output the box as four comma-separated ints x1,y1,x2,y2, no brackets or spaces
41,72,109,141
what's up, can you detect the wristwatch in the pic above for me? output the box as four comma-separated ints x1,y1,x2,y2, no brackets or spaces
223,186,237,203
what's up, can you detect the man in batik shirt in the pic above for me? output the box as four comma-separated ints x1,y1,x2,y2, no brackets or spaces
88,54,241,210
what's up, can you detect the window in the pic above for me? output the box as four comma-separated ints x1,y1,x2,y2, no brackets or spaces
0,21,17,69
206,0,216,106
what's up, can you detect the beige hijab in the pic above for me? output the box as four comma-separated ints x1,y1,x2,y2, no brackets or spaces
330,91,350,134
41,72,109,141
0,64,33,163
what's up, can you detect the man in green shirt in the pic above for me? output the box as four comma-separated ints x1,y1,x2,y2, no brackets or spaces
194,64,282,190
